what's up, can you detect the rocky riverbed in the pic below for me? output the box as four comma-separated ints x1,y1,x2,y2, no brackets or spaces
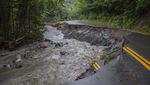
0,24,126,85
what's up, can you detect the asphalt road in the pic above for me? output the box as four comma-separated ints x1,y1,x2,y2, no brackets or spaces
66,32,150,85
66,54,149,85
124,32,150,60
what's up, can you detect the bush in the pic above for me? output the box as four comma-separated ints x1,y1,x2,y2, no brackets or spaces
68,0,150,33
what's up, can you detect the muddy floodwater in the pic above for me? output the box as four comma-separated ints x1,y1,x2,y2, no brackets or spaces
0,23,125,85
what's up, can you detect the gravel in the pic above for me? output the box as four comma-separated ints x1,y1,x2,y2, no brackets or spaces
0,25,124,85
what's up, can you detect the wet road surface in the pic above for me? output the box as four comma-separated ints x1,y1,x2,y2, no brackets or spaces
66,53,150,85
124,33,150,60
0,21,149,85
63,22,150,85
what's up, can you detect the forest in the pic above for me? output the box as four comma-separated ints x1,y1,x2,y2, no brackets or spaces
0,1,150,85
0,0,150,45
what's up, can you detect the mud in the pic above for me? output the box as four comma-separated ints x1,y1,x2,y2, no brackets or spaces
0,23,127,85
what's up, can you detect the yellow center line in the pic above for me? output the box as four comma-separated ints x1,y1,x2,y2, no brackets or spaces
92,63,99,70
123,47,150,70
94,62,101,69
91,61,101,71
125,46,150,66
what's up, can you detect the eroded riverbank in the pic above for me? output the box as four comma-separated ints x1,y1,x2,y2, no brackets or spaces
0,23,127,85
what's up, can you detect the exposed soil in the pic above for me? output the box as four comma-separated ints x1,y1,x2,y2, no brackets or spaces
0,23,127,85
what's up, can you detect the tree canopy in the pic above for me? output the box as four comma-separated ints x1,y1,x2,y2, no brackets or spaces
0,0,150,45
70,0,150,18
68,0,150,32
0,0,66,42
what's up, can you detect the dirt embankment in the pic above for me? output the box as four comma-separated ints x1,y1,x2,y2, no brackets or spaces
0,23,127,85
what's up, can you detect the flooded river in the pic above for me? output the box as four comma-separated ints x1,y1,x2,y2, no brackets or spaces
0,22,125,85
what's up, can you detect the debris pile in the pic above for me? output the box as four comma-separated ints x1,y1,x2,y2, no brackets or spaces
0,24,124,85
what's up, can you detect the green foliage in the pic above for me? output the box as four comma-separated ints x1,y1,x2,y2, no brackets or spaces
1,0,149,44
68,0,150,33
40,0,68,21
0,0,43,42
71,0,150,18
0,0,69,43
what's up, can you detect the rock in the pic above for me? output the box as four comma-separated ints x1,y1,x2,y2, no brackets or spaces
52,55,60,60
3,64,12,69
39,41,49,48
12,54,23,69
54,42,64,48
0,24,124,84
16,54,22,63
60,51,68,56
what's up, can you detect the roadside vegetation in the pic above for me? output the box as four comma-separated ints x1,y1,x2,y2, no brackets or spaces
68,0,150,34
0,0,43,42
0,0,150,48
0,0,66,45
